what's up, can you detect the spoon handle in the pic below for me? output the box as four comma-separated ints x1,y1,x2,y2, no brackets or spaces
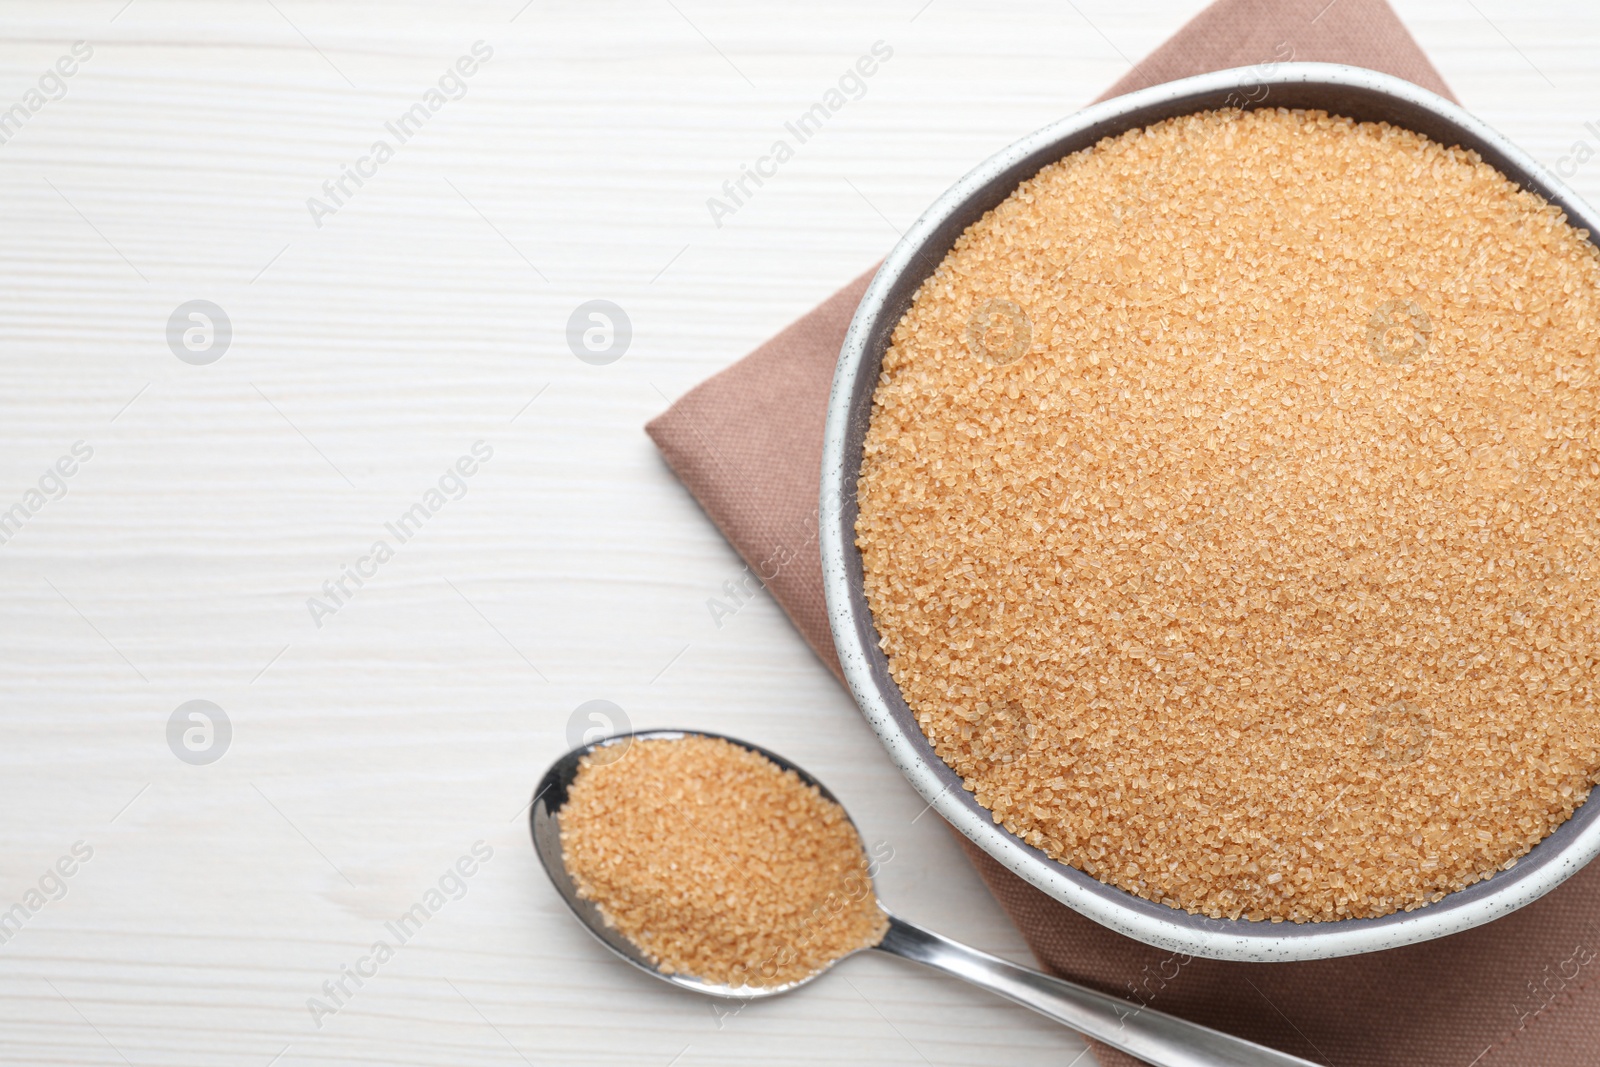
873,915,1318,1067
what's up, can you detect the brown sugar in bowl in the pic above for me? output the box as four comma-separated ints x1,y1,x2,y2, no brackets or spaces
857,105,1600,924
820,63,1600,962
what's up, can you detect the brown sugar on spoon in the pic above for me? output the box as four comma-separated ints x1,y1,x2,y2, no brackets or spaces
856,107,1600,922
559,735,888,987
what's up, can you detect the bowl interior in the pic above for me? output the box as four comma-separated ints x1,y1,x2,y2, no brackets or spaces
824,63,1600,959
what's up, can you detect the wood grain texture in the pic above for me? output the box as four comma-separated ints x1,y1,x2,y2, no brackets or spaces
0,1,1596,1064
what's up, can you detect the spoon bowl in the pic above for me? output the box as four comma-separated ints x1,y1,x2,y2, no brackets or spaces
529,727,858,999
531,728,1320,1066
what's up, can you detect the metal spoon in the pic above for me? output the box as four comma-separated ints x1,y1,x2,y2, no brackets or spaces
530,729,1317,1067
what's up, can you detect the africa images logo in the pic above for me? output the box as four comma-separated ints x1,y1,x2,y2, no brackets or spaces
306,41,494,228
705,40,893,228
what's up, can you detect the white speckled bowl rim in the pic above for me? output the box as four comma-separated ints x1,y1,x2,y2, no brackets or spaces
820,62,1600,963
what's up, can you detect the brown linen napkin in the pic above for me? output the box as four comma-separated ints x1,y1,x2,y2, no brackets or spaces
647,2,1600,1064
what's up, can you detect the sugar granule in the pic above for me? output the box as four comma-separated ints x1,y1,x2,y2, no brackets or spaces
856,108,1600,922
559,736,888,985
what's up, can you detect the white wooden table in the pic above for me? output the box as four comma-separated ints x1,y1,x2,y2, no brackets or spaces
1,2,1596,1064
